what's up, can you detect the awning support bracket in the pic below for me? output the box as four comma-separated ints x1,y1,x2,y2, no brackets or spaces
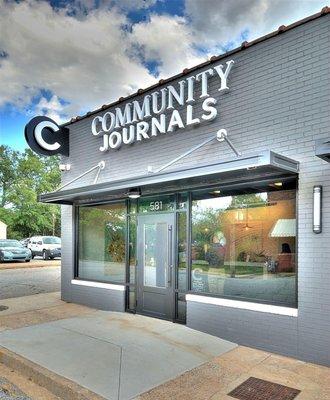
56,161,105,192
148,129,241,174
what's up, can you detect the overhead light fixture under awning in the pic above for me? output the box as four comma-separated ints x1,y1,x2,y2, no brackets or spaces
39,150,299,205
270,219,296,237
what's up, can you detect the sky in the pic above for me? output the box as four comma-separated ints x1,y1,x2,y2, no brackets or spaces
0,0,327,152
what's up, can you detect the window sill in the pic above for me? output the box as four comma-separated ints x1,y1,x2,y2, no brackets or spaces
185,294,298,317
71,279,125,291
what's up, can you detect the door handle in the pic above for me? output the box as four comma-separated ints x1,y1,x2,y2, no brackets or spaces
167,225,173,285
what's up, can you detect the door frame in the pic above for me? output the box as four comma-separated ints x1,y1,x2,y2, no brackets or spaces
136,212,176,320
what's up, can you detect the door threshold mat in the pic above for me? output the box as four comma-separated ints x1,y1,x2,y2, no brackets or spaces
0,377,32,400
228,376,301,400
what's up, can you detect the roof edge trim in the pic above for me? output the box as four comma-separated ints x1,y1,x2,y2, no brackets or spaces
64,7,330,127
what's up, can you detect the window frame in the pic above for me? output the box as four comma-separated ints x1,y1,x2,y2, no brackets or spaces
74,199,129,286
188,182,298,309
72,175,298,310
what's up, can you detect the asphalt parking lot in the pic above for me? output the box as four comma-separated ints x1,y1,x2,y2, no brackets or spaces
0,260,61,300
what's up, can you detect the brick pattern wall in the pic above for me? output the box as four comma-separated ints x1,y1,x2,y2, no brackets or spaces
61,15,330,365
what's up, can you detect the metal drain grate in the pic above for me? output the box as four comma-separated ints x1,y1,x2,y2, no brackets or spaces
228,377,301,400
0,305,9,311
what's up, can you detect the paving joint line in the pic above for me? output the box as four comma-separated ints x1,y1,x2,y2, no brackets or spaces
59,325,124,350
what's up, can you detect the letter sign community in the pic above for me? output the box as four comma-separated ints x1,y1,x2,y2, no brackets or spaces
92,60,235,152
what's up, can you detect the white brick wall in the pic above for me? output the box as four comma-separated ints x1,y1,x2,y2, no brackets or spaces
61,14,330,365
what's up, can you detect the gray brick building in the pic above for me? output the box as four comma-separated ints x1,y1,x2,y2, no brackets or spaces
27,8,330,366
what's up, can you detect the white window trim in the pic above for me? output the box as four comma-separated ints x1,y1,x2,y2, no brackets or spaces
186,294,298,317
71,279,125,291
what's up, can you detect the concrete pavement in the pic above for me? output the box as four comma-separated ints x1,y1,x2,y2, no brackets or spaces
0,293,329,400
137,346,330,400
0,312,236,400
0,292,93,332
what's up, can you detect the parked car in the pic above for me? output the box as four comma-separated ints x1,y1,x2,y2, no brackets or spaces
0,239,32,263
28,236,61,260
20,237,31,247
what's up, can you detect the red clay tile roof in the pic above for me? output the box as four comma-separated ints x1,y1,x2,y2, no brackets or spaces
65,6,329,126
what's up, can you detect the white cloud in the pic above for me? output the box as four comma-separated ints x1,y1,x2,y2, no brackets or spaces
0,0,327,124
34,95,66,123
0,0,155,122
185,0,326,51
131,14,207,78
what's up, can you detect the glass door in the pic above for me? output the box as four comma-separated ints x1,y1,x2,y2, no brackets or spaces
136,213,175,319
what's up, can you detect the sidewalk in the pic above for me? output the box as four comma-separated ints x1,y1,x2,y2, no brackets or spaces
0,293,329,400
0,292,93,332
0,292,94,400
0,300,237,400
137,346,330,400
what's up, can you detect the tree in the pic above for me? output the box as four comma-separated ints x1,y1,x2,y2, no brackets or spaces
230,193,267,208
0,146,19,208
0,145,61,239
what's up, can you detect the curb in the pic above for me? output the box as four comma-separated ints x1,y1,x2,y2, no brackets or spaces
0,347,106,400
0,263,60,271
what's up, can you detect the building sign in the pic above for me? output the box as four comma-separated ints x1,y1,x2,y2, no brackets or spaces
24,116,69,157
138,195,175,213
92,60,235,152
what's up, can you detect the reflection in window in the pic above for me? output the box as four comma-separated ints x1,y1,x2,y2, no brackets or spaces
78,203,126,283
177,212,187,292
129,215,137,284
191,189,297,307
143,222,167,287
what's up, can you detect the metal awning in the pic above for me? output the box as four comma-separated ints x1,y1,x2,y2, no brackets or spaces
270,219,296,237
39,150,299,204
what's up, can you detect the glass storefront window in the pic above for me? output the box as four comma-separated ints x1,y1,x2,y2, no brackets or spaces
177,212,187,292
177,193,188,210
129,215,137,284
78,203,126,283
191,188,297,307
129,199,137,214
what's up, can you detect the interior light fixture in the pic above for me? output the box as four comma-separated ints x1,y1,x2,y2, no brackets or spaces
274,182,283,187
212,190,221,194
128,188,141,199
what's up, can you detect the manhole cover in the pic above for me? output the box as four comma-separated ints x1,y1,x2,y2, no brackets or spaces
228,377,301,400
0,305,9,311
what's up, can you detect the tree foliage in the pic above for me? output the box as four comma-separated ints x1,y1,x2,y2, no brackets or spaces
0,145,61,239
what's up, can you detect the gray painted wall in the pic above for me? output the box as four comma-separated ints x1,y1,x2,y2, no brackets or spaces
60,14,330,365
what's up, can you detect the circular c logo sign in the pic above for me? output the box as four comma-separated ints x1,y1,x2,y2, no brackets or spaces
24,116,69,157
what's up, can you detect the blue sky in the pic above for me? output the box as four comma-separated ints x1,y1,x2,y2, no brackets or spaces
0,0,326,152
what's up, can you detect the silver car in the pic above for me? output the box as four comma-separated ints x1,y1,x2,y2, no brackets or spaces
0,240,32,263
